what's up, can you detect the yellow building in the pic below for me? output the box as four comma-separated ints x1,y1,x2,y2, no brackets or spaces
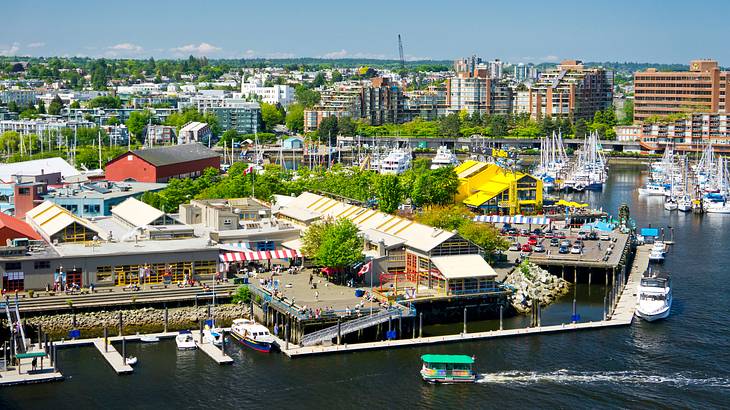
454,160,543,215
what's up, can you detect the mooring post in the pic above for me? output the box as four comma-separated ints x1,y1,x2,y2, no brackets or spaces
164,305,169,333
199,320,204,344
603,295,607,320
121,337,126,362
118,311,123,336
37,324,42,349
537,303,541,327
572,299,577,323
463,307,467,334
104,327,108,353
52,343,57,372
337,318,342,345
418,313,423,338
499,304,504,330
285,323,289,350
398,316,402,339
412,316,416,339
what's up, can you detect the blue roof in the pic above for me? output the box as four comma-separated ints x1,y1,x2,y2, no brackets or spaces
640,228,659,237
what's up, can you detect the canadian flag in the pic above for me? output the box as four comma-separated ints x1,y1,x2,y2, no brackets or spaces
357,260,372,277
242,165,254,175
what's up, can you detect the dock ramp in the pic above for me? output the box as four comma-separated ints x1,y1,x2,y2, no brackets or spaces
300,307,410,347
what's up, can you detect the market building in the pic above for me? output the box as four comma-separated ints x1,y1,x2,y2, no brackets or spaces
455,160,543,215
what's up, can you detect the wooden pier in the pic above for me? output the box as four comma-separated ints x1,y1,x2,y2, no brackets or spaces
93,339,133,374
192,331,233,365
0,348,63,386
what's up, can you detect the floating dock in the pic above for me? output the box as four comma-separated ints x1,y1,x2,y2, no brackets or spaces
0,349,63,386
192,331,233,365
93,339,133,374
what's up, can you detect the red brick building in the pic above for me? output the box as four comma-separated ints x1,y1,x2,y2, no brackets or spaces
105,144,221,183
0,212,40,245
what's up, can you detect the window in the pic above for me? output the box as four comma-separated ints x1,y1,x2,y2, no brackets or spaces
3,271,24,292
18,187,30,195
34,260,50,269
83,204,101,214
5,262,21,270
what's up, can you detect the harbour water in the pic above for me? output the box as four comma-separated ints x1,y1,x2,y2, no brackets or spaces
2,164,729,408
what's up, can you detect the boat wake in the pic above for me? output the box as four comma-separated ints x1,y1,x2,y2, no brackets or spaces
476,369,730,388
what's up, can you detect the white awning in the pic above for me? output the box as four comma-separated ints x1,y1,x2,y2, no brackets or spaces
430,254,497,280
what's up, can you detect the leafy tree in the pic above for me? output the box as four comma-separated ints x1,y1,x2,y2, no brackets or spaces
285,103,304,133
231,285,251,304
48,95,64,115
107,116,120,126
338,116,357,137
37,100,46,114
70,100,81,109
458,221,509,260
621,99,634,125
7,101,19,113
219,129,239,146
294,85,321,108
302,219,363,270
88,95,122,109
438,113,461,137
0,131,20,153
376,174,402,213
318,116,338,144
415,204,471,231
312,72,326,88
260,103,285,131
125,110,155,143
331,70,343,83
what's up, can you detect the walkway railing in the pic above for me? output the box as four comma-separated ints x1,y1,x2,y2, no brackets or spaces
300,306,409,347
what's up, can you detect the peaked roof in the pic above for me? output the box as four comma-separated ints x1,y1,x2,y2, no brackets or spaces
123,143,220,167
26,201,107,240
0,213,40,240
111,197,165,227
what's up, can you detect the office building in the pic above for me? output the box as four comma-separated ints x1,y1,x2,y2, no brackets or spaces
633,59,730,122
528,60,613,120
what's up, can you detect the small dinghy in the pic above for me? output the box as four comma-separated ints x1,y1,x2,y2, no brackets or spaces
140,335,160,343
125,356,138,366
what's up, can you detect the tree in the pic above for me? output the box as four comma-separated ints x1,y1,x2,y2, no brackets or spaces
107,116,120,126
302,219,363,270
458,221,509,260
70,100,81,109
260,103,284,131
621,100,634,125
574,119,588,139
312,72,326,88
48,95,64,115
318,116,338,144
7,101,19,113
338,116,357,137
331,70,343,83
218,129,239,146
438,113,461,137
37,100,46,115
0,131,20,153
88,95,122,109
415,205,471,231
231,285,251,304
376,174,402,213
126,110,155,142
294,85,321,108
285,103,304,133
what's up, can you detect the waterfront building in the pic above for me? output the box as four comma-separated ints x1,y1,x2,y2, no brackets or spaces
0,89,37,107
633,60,730,122
144,124,176,145
638,112,730,153
454,160,543,215
274,192,496,296
44,180,167,218
528,60,613,120
614,125,642,142
0,213,40,244
68,108,177,125
104,143,220,183
178,121,211,144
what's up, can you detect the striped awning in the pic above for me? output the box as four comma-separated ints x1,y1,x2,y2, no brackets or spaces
219,249,302,262
473,215,551,225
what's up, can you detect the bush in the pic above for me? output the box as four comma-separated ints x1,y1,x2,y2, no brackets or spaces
232,285,251,304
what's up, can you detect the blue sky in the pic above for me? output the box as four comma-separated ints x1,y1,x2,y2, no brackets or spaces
1,0,728,64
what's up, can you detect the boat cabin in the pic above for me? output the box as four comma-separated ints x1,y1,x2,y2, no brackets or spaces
420,354,476,383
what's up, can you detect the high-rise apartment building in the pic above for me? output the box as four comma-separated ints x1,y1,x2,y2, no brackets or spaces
528,60,613,121
446,60,513,115
633,60,730,122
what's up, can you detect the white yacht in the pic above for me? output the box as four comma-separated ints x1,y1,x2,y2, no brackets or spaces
379,148,411,174
175,330,196,350
430,146,459,169
230,318,275,353
649,249,665,263
677,195,692,212
664,198,678,211
635,272,672,321
638,183,668,196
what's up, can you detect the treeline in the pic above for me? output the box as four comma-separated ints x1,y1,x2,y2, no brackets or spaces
142,159,459,214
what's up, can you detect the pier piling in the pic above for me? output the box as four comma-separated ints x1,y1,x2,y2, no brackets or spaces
419,313,423,338
118,311,123,336
499,305,504,330
337,319,341,345
164,306,168,333
199,320,204,343
572,299,577,323
463,307,467,334
121,337,126,361
103,327,108,352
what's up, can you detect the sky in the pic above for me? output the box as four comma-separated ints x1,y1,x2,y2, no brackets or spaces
1,0,729,64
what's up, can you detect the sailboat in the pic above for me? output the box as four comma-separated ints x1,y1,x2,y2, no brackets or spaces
563,131,607,191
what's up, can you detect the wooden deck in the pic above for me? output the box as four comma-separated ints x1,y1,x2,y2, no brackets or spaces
192,331,234,365
93,339,133,374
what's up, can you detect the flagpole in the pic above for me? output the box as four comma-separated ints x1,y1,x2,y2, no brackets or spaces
370,263,373,316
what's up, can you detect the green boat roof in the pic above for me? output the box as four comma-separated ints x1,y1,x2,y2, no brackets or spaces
16,351,46,359
421,354,474,364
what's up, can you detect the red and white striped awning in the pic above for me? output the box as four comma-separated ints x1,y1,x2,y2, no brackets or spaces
219,249,302,262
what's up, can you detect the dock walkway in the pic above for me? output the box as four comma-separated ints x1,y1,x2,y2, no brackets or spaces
193,331,233,365
0,348,62,386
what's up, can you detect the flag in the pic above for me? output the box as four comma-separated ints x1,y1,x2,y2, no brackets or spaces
242,165,254,175
357,260,372,277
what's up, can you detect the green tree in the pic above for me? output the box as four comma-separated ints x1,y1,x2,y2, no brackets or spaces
7,101,19,113
574,119,588,138
48,95,64,115
285,103,304,133
376,174,402,213
438,113,461,137
107,116,120,126
294,85,321,108
331,70,343,83
302,219,363,270
338,116,357,137
318,116,338,144
0,131,21,153
88,95,122,109
218,129,239,146
621,99,634,125
260,103,285,131
415,204,471,231
312,72,326,87
458,221,509,261
70,100,81,109
37,100,46,115
231,285,251,304
126,110,155,143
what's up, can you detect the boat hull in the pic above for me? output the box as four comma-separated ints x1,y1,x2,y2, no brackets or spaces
635,306,671,322
230,331,272,353
421,373,476,384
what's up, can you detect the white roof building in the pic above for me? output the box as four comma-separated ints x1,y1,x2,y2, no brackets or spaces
0,157,80,183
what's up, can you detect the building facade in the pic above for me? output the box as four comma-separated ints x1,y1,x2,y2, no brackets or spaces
528,60,613,120
633,59,730,122
209,103,261,135
445,66,513,115
105,144,220,183
638,113,730,152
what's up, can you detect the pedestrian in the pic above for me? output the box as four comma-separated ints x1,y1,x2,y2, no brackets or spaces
314,290,319,300
32,357,37,371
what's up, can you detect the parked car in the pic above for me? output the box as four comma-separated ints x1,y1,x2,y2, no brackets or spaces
577,231,588,240
587,231,598,240
560,239,571,247
521,243,533,252
543,231,555,239
507,228,518,235
500,224,512,234
519,229,530,236
558,245,569,254
527,235,538,246
508,242,521,251
570,244,582,254
534,244,545,253
550,238,560,246
555,231,567,239
600,233,611,241
532,229,542,236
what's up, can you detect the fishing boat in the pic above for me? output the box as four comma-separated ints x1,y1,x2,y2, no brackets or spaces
175,330,196,350
230,318,275,353
420,354,477,384
635,271,672,322
430,146,460,169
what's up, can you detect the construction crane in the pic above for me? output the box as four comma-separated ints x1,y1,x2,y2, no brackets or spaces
397,34,405,69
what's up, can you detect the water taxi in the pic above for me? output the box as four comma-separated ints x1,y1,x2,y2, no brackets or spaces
420,354,477,383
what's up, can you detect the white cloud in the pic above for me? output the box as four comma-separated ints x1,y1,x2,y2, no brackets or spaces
236,49,295,59
319,49,389,59
170,42,222,56
104,43,144,57
0,42,21,56
542,55,560,62
27,42,45,48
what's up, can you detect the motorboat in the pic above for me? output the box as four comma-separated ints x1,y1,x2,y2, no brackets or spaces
420,354,477,384
430,146,459,169
140,335,160,343
638,183,668,196
663,199,678,211
652,241,667,254
204,324,224,346
230,318,275,353
378,148,411,174
125,356,138,366
677,195,692,212
649,249,665,263
635,272,672,321
175,330,196,350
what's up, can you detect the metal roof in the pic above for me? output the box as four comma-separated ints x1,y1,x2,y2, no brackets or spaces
25,201,107,240
111,197,165,227
129,143,219,167
430,254,497,280
421,354,474,364
0,157,80,182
